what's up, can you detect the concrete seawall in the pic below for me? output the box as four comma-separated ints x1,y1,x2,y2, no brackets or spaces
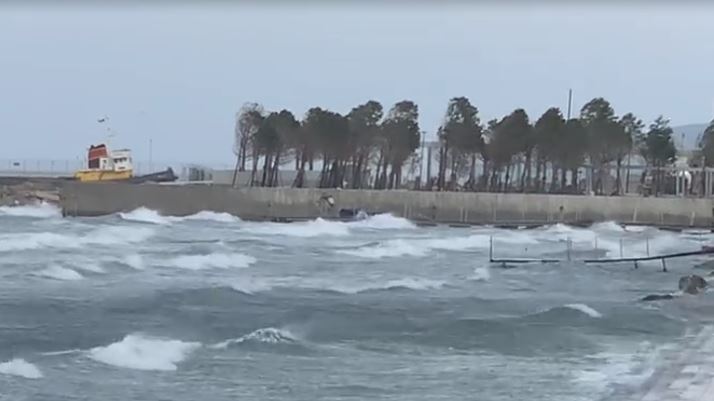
59,182,714,228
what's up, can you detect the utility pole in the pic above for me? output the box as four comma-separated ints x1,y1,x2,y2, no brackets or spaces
567,88,573,120
419,130,426,188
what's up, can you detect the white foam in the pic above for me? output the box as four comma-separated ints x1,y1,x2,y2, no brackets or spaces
0,226,155,252
564,303,603,318
211,327,298,349
325,277,447,294
337,239,428,259
0,358,43,379
0,202,61,218
574,342,664,395
382,278,446,291
119,207,172,225
89,334,200,371
182,211,240,223
35,265,84,281
349,213,416,230
469,267,491,281
250,218,350,237
168,252,256,270
591,221,625,233
338,234,491,259
123,254,145,270
229,279,276,294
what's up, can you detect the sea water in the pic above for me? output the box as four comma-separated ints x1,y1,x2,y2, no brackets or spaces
1,204,713,400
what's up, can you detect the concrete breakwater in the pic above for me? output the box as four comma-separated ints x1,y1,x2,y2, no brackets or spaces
59,182,714,228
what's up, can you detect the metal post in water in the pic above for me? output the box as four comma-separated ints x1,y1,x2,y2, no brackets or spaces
489,236,493,262
661,258,667,272
566,238,571,262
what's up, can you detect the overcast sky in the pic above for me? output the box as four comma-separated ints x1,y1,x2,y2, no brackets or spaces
2,3,713,166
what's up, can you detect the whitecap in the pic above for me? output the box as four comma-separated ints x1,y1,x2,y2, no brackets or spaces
88,334,200,371
211,327,298,349
0,202,61,218
320,277,446,294
168,252,256,270
182,211,240,223
250,218,350,237
337,239,428,259
119,207,172,225
35,265,84,281
564,303,603,318
229,279,276,295
0,358,43,379
0,226,155,252
469,267,491,282
337,234,491,259
349,213,415,230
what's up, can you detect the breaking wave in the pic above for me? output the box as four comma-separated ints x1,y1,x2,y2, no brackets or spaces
119,208,240,225
337,234,493,259
564,303,603,318
526,304,603,321
0,226,155,252
349,213,415,230
250,218,350,237
88,334,200,371
229,277,446,295
0,202,61,218
168,252,256,270
0,358,43,379
469,267,491,281
119,207,172,225
211,327,299,349
337,239,428,258
35,264,84,281
182,211,240,223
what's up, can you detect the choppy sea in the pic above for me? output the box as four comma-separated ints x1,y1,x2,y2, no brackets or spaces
1,203,713,401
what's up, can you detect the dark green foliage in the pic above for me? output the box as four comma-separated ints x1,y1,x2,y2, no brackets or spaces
233,96,679,194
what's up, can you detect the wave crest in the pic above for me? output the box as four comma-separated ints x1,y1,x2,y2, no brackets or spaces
35,265,84,281
349,213,415,230
89,334,200,371
0,358,43,379
168,252,256,270
211,327,298,349
0,226,155,252
0,203,60,218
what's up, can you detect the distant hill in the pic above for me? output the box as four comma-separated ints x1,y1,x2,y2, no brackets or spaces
672,123,708,150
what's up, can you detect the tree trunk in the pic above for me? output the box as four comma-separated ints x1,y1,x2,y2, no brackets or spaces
535,159,542,192
250,149,259,187
615,156,622,196
504,164,511,192
560,165,567,190
571,168,579,191
260,153,271,187
550,163,558,192
520,152,531,192
239,138,248,172
469,153,477,191
292,153,306,188
271,150,281,187
541,161,547,192
480,158,490,191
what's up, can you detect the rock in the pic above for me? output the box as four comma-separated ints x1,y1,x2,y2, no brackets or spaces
678,275,708,295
